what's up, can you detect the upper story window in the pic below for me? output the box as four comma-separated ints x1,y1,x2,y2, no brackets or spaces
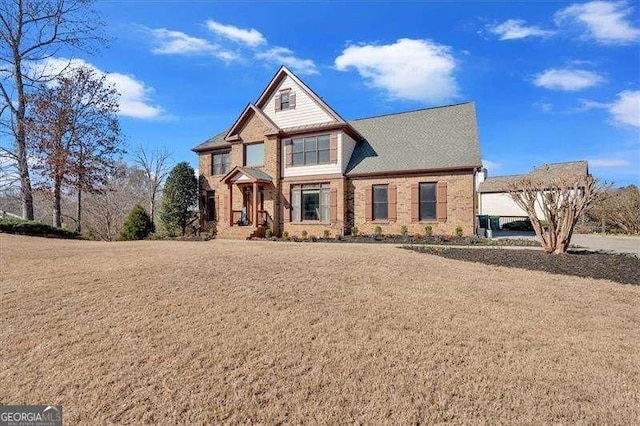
290,134,331,166
419,182,437,221
280,92,290,110
372,185,388,220
244,143,264,166
275,89,295,112
212,151,230,175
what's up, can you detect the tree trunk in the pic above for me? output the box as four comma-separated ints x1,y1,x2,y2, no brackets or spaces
13,55,35,220
76,189,82,233
150,196,155,224
53,177,62,228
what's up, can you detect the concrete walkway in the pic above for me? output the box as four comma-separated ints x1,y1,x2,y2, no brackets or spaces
494,231,640,256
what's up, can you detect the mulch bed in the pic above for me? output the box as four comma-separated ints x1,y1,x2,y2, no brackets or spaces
265,235,541,247
405,246,640,285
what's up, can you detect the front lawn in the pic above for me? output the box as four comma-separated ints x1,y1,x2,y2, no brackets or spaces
1,234,638,423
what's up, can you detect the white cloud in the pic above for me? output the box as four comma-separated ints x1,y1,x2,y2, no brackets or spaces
609,90,640,127
588,158,630,167
31,58,163,119
334,38,458,103
555,1,640,44
255,47,318,75
534,68,605,91
482,159,501,172
206,20,266,47
148,28,238,61
489,19,555,40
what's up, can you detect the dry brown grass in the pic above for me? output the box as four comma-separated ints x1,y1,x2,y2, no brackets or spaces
1,234,639,424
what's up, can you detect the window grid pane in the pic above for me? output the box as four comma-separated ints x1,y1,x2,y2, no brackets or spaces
245,143,264,166
419,183,437,220
372,185,388,220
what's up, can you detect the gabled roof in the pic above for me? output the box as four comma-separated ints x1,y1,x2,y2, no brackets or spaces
224,103,280,142
346,103,482,176
191,129,229,152
255,66,347,124
220,166,273,184
478,160,589,193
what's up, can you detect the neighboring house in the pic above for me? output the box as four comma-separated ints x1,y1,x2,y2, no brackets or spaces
193,66,482,238
477,160,589,228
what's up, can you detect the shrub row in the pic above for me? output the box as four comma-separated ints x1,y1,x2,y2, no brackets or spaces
0,218,79,239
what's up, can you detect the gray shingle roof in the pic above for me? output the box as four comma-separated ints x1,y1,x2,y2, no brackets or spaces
242,167,273,182
192,130,230,152
345,102,482,175
478,160,588,193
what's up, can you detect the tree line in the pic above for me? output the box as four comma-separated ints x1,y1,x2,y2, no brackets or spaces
1,0,198,239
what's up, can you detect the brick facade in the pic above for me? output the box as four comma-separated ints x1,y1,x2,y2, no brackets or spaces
350,171,476,236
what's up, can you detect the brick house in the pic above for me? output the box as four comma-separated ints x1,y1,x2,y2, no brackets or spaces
193,66,482,239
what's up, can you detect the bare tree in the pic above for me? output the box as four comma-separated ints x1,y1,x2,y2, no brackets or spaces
508,167,606,254
26,66,121,230
132,145,172,223
588,185,640,235
83,163,147,240
0,0,103,219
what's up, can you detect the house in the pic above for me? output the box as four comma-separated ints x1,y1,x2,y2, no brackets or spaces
192,66,482,239
477,160,589,229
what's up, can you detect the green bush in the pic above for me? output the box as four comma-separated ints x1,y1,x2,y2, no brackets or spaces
351,226,359,236
265,228,273,238
374,225,383,236
502,219,534,232
455,226,464,237
0,218,79,239
282,231,290,241
400,225,408,236
424,225,433,236
120,205,155,241
323,229,330,238
301,230,308,239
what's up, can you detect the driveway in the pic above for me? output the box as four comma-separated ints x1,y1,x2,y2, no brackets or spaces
493,231,640,256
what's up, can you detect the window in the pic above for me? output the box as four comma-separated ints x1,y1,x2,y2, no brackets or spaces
244,143,264,166
212,151,230,175
290,134,331,166
291,183,330,222
206,191,215,221
372,185,388,220
280,91,290,110
419,182,437,221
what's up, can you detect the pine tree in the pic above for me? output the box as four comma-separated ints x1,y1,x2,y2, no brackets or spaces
120,205,155,241
159,162,198,236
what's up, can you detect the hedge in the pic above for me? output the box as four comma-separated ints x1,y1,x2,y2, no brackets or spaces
0,218,79,239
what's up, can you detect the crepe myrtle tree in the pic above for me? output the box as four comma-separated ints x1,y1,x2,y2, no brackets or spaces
159,162,197,236
508,167,607,254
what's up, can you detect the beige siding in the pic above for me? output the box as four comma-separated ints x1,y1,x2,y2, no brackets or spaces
262,75,334,128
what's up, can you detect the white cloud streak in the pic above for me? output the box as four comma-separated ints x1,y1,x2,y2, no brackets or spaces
31,58,163,119
588,158,630,167
555,1,640,44
534,68,605,91
206,20,266,47
334,38,458,103
489,19,555,40
609,90,640,127
255,47,318,75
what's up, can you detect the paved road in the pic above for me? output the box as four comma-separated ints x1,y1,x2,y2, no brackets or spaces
494,231,640,256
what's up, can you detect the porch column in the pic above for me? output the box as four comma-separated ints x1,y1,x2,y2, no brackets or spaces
252,181,259,225
227,183,233,226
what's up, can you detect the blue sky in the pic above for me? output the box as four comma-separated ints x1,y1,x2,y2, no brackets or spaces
53,0,640,185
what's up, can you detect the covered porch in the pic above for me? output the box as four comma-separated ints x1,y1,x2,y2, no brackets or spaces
221,166,273,228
